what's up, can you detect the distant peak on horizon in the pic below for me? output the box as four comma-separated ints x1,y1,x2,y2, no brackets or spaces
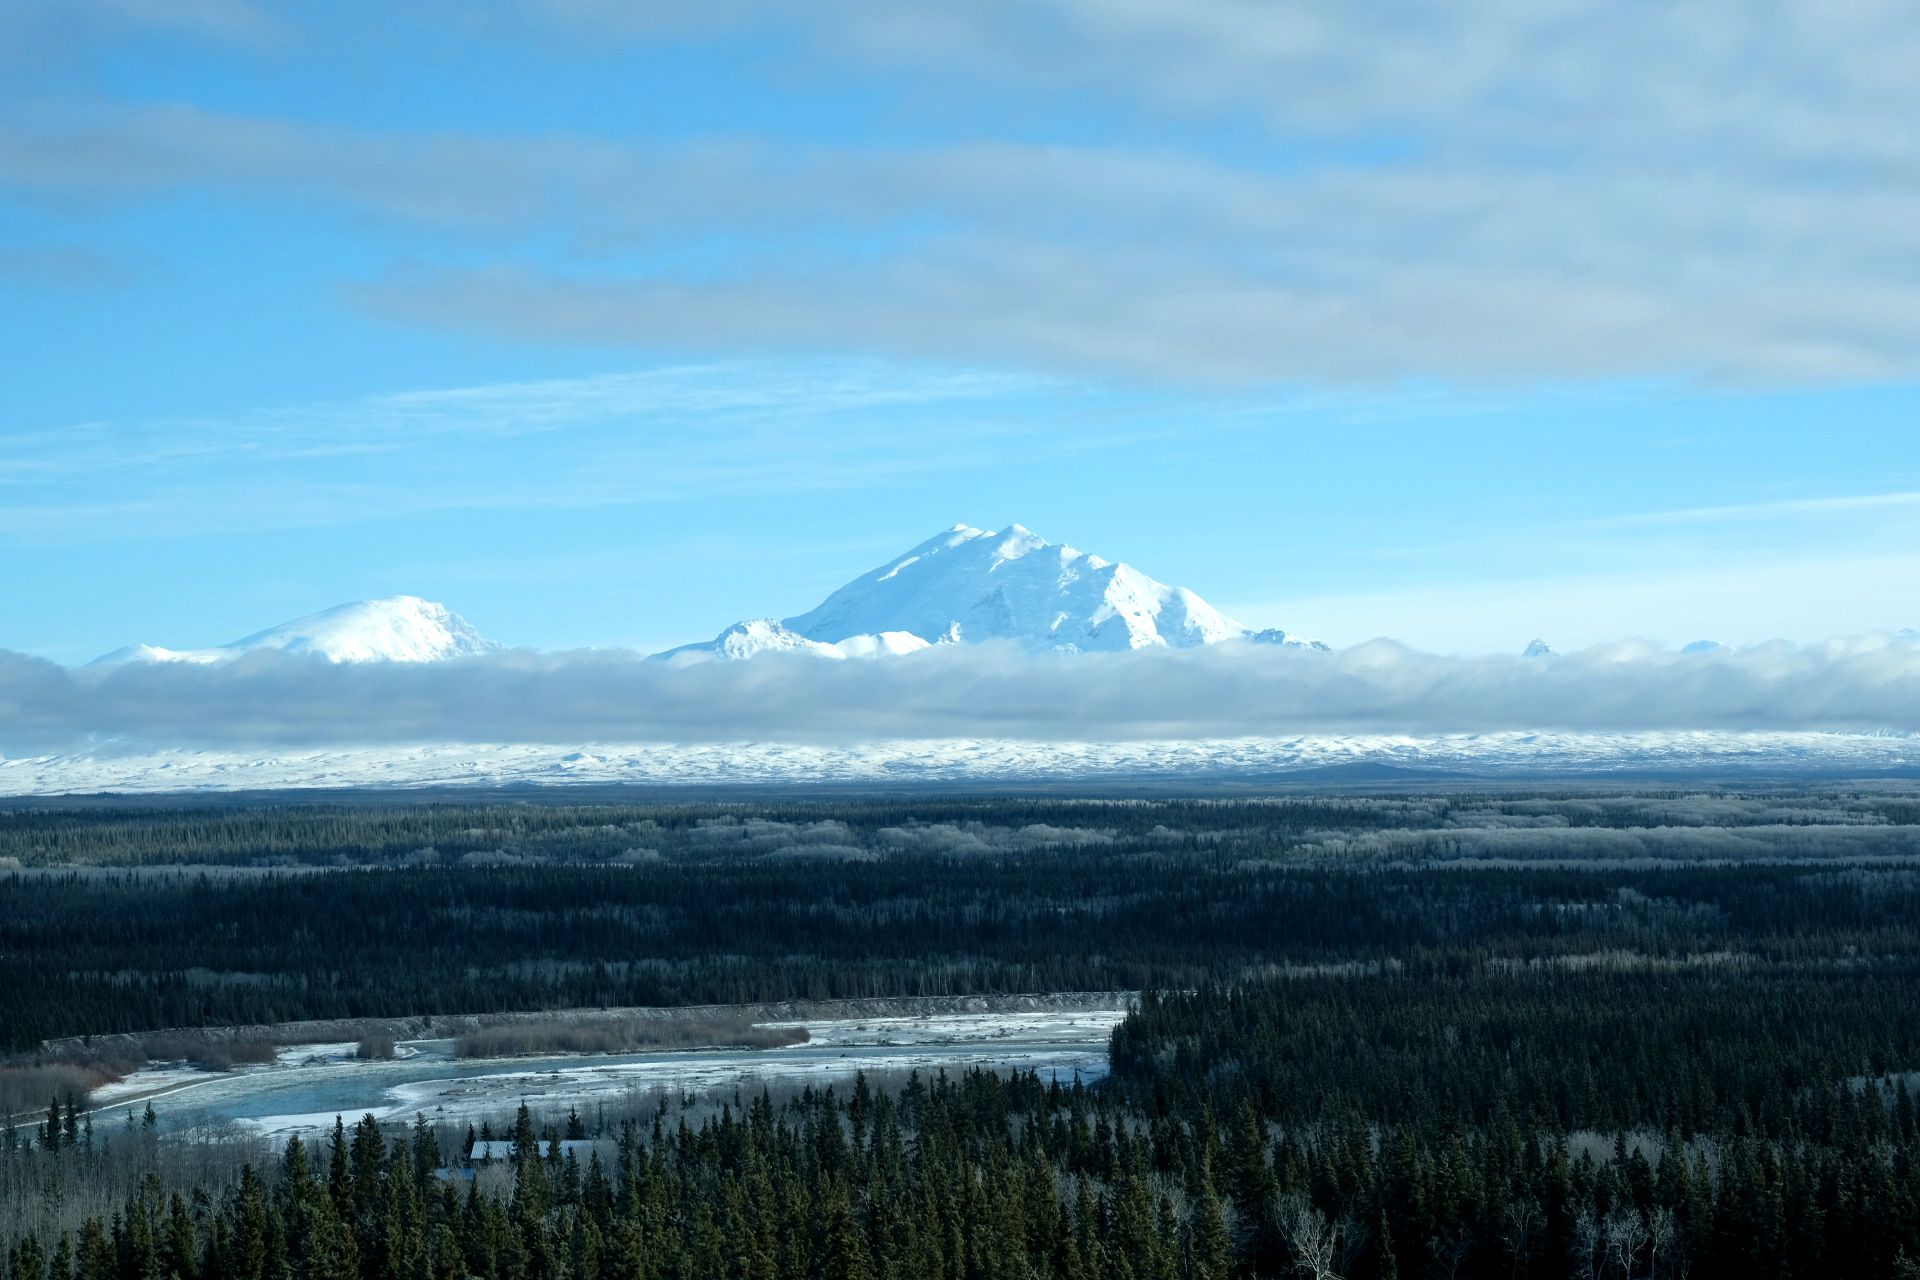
91,595,498,666
79,524,1334,669
667,521,1328,660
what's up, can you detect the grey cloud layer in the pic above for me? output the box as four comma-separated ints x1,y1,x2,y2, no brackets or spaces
545,0,1916,164
3,640,1918,754
8,0,1920,383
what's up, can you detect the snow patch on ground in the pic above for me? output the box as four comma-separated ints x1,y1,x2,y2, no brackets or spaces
4,731,1916,795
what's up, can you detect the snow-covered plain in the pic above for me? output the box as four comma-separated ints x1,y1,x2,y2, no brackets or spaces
4,730,1914,795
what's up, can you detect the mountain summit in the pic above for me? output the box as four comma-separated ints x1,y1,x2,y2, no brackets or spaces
92,596,498,665
666,524,1323,658
84,530,1318,666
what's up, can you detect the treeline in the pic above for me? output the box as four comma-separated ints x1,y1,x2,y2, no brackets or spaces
9,853,1920,1052
452,1019,808,1059
5,789,1918,868
0,796,1405,867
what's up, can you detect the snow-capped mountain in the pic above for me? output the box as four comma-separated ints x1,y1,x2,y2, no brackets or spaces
82,528,1322,667
666,619,932,662
666,523,1324,659
1245,627,1322,648
91,596,497,666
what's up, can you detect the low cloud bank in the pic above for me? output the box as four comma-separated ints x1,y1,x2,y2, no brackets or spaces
2,637,1918,754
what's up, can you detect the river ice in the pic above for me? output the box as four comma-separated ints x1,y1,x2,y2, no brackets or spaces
88,1010,1127,1138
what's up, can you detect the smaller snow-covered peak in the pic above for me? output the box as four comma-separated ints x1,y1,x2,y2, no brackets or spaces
1242,628,1331,652
85,643,227,668
1523,639,1555,658
1681,639,1727,655
91,596,497,666
698,621,833,660
228,596,496,663
659,620,933,662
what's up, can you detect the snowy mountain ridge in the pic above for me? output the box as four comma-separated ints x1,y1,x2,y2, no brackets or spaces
683,619,934,662
83,524,1318,669
92,596,498,666
669,523,1325,659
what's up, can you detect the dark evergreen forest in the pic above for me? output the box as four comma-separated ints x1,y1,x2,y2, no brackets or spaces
4,790,1920,1277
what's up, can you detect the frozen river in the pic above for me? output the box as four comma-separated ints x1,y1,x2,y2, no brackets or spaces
89,1009,1126,1138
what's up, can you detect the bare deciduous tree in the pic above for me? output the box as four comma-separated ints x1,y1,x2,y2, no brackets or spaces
1573,1205,1605,1280
1605,1208,1650,1279
1646,1206,1678,1280
1501,1195,1542,1279
1278,1194,1343,1280
1429,1226,1472,1280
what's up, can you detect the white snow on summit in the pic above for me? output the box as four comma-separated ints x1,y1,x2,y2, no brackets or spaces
789,523,1245,652
676,619,835,661
91,596,497,666
1245,628,1328,650
87,643,229,667
659,619,931,662
673,523,1319,659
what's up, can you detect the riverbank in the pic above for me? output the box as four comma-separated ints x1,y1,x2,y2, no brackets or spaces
81,1002,1129,1137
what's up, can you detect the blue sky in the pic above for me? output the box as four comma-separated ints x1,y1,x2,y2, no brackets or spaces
4,1,1918,665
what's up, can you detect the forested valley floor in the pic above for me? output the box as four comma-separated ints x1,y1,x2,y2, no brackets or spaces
6,787,1920,1278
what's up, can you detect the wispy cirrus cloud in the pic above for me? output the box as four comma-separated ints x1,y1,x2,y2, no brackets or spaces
0,360,1085,541
1583,491,1920,529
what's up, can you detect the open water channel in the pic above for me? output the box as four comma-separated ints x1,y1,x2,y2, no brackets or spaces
86,1009,1125,1138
